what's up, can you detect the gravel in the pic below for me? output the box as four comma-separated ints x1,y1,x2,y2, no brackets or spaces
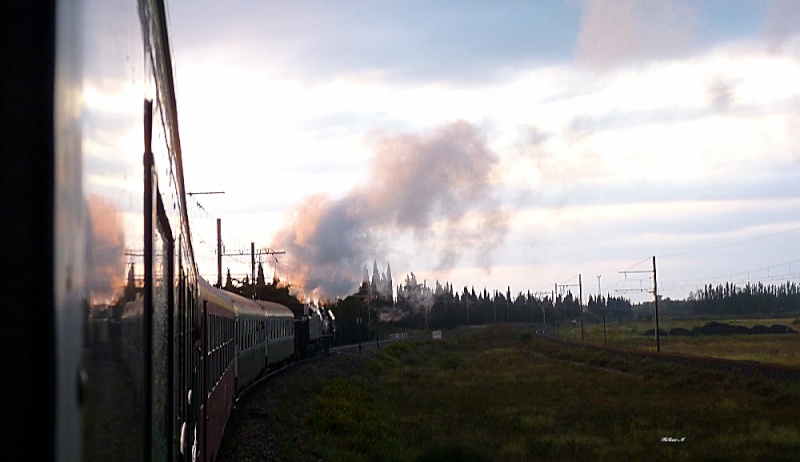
214,351,372,462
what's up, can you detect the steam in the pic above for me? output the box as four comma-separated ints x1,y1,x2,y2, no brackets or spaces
273,120,509,300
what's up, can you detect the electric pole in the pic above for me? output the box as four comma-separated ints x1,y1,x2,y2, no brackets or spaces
579,274,583,341
219,241,286,296
598,274,606,345
555,276,583,340
653,256,660,352
187,190,224,286
216,219,222,287
553,285,558,335
618,256,660,352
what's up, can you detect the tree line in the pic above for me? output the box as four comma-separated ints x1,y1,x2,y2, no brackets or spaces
687,281,800,315
217,266,639,346
327,275,635,346
220,263,303,312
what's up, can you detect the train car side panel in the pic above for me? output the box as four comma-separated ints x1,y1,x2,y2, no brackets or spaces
258,301,296,368
199,278,236,462
220,290,267,392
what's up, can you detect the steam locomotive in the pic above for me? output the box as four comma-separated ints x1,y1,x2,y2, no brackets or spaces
2,0,332,460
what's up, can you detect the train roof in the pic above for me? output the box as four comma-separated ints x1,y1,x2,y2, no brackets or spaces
198,277,234,312
221,289,265,319
254,300,295,318
199,278,264,318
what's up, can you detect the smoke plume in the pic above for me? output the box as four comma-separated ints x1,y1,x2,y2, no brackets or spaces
273,120,509,300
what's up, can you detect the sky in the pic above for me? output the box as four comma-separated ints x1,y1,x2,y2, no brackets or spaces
167,0,800,304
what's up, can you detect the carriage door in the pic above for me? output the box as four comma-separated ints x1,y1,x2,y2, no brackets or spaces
144,99,175,461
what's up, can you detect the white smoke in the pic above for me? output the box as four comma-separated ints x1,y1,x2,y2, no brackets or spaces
273,120,509,300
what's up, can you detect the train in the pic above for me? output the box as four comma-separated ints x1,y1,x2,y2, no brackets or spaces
96,276,335,461
2,1,332,461
176,278,334,461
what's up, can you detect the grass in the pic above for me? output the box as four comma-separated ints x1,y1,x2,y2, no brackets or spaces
569,318,800,367
264,324,800,461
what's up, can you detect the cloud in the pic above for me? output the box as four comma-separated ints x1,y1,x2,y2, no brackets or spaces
272,120,509,300
765,0,800,52
170,1,579,85
707,77,735,111
575,0,697,69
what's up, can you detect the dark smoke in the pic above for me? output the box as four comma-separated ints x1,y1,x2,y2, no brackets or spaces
273,120,509,300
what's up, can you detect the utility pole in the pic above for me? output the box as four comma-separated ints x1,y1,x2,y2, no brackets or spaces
533,291,549,326
618,256,660,352
216,219,222,287
578,275,583,341
367,286,371,340
653,256,660,352
599,274,606,345
556,278,582,340
506,286,510,322
553,285,558,335
220,244,286,287
187,190,224,286
529,291,534,326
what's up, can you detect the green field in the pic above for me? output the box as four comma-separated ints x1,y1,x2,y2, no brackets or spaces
561,318,800,367
259,325,800,461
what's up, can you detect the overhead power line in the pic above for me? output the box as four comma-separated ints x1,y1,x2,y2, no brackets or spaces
659,226,800,258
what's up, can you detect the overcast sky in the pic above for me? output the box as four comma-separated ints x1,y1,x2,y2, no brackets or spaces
168,0,800,303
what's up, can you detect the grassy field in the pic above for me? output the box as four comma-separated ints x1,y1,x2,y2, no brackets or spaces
259,325,800,461
563,318,800,367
